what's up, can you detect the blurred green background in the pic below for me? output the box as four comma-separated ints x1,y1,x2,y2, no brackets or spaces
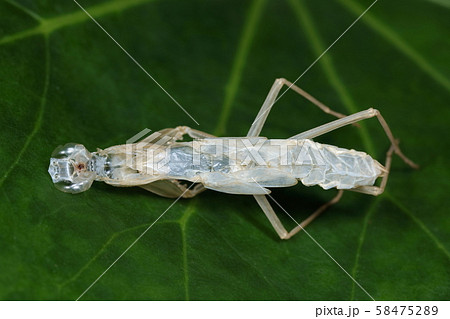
0,0,449,300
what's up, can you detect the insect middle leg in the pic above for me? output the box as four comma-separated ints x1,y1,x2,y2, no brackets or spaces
248,78,349,239
247,78,349,137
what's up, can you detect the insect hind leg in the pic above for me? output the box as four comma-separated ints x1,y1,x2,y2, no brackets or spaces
291,108,418,197
254,190,343,240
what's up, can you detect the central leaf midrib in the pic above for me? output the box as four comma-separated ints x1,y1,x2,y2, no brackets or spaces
179,0,269,300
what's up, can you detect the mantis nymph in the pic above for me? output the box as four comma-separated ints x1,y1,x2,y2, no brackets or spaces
48,78,417,239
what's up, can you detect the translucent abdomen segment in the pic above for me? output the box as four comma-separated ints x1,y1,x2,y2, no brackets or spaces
288,140,383,190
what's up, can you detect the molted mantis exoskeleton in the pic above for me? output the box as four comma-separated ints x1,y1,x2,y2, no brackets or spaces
48,78,417,239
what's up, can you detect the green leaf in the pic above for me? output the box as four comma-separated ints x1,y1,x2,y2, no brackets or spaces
0,0,449,300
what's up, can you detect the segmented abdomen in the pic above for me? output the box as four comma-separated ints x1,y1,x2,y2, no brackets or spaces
290,140,384,189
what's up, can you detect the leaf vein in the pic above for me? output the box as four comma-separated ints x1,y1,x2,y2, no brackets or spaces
385,192,450,260
4,0,43,22
214,0,267,136
0,34,50,188
0,0,156,46
179,202,197,301
336,0,450,92
350,198,380,300
198,213,283,298
288,0,376,156
59,221,154,292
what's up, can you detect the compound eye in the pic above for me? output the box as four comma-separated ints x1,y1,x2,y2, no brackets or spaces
53,172,95,194
51,143,79,159
51,143,92,162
